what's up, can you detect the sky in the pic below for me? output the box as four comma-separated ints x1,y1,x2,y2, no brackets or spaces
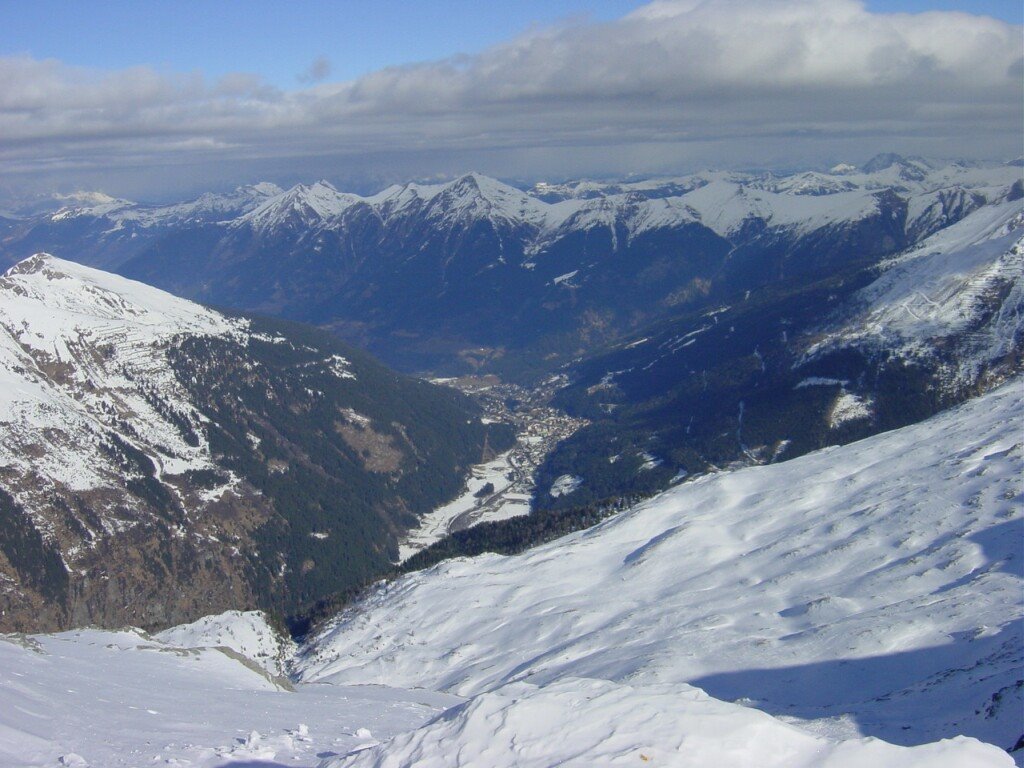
1,0,1021,199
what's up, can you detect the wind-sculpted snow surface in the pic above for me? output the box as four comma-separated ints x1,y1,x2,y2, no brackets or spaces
0,616,1009,767
324,678,1011,768
297,380,1023,755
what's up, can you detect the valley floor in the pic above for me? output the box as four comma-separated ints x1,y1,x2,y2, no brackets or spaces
399,374,587,561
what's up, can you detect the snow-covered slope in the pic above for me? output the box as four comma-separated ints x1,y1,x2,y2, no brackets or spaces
0,625,457,768
809,196,1023,384
154,610,294,676
671,176,883,238
0,254,281,630
297,379,1023,755
0,253,244,495
1,617,1008,768
327,678,1010,768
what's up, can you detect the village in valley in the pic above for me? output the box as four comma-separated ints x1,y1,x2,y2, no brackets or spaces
396,373,589,561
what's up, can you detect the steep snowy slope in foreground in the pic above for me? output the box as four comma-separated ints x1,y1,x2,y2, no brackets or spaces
299,379,1023,758
1,385,1018,767
330,679,1007,768
0,620,1008,768
0,626,457,768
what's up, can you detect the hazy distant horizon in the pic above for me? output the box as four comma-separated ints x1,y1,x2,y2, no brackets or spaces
3,151,1022,209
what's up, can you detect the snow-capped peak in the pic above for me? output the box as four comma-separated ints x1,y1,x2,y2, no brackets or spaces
47,184,282,229
1,253,237,339
50,193,135,221
861,152,909,173
235,180,364,231
54,190,124,207
426,172,548,227
829,163,858,175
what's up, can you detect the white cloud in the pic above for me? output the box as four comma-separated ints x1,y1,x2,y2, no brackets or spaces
1,0,1019,196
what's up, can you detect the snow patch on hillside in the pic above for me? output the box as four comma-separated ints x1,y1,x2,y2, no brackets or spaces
155,610,294,676
797,376,848,388
829,391,872,428
549,473,582,497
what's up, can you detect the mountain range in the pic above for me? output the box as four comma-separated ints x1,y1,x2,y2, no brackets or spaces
0,152,1020,765
2,153,1020,535
535,192,1023,505
1,155,1019,379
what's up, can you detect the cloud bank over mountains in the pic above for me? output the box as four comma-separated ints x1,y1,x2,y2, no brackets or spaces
2,0,1020,197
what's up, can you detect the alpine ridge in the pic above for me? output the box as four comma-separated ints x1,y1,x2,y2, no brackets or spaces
2,157,1019,378
530,185,1023,506
0,254,511,632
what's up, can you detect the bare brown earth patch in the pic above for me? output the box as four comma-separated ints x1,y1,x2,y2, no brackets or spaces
334,421,404,474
